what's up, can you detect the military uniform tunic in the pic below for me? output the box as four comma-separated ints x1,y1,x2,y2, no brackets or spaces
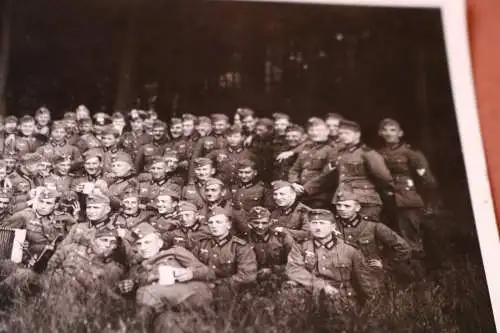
270,201,311,242
165,222,210,251
206,147,256,187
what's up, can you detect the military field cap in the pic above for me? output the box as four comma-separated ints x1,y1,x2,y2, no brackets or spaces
112,112,125,120
309,209,334,222
131,223,159,240
248,206,271,221
38,155,51,165
339,119,361,132
333,191,359,203
193,157,213,168
78,117,93,125
325,112,344,121
378,118,401,131
86,189,111,205
237,107,255,118
52,154,72,164
93,112,111,125
272,112,290,121
256,118,274,129
178,200,197,212
226,124,242,135
22,153,43,165
196,116,211,125
204,177,225,188
149,155,167,166
152,120,167,129
163,151,179,161
286,124,305,134
95,228,118,239
147,110,158,119
112,152,133,166
51,121,66,131
19,115,35,124
207,206,229,220
38,187,59,200
5,115,18,123
271,180,293,192
35,106,50,116
308,117,326,127
182,113,197,122
83,148,103,161
157,186,181,200
101,125,120,137
210,114,229,122
170,117,182,126
121,187,140,200
236,158,257,170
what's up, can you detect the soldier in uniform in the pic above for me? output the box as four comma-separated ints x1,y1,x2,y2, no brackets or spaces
35,121,81,162
206,124,256,187
192,114,229,160
289,118,339,209
195,116,212,138
163,118,190,171
106,152,138,211
230,159,274,236
334,191,413,282
246,206,294,294
285,209,380,311
198,178,232,223
269,181,311,242
121,110,152,159
273,124,304,181
138,155,185,207
324,113,344,148
48,154,75,193
182,157,217,210
377,118,438,258
180,113,200,156
166,201,209,251
112,188,154,235
1,116,19,154
34,106,51,139
250,118,276,183
10,153,37,213
148,187,181,237
100,125,127,174
135,120,170,173
16,115,43,154
75,118,101,152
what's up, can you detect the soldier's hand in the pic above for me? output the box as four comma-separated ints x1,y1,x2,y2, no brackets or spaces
368,259,383,269
72,201,81,217
276,151,295,162
243,136,253,147
257,268,272,278
274,227,285,233
291,183,305,195
118,279,135,293
174,268,193,282
323,284,339,296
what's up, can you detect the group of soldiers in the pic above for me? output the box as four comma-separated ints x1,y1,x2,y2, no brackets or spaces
0,105,439,330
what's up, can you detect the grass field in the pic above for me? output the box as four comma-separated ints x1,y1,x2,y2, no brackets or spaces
0,209,495,333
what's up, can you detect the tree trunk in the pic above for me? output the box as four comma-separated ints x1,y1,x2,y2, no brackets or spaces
0,0,13,116
113,7,137,113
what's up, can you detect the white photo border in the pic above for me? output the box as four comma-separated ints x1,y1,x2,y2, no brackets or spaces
236,0,500,329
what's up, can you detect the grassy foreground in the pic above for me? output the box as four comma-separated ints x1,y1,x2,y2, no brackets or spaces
0,212,495,333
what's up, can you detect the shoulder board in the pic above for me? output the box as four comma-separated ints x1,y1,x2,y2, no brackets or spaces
361,144,373,152
232,236,247,246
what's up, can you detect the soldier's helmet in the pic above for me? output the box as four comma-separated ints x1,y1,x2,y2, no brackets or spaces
131,222,159,240
308,209,335,222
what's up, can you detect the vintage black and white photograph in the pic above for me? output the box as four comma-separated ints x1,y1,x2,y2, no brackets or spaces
0,0,497,332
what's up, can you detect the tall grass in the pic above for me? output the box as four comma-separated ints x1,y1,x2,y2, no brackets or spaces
0,211,495,333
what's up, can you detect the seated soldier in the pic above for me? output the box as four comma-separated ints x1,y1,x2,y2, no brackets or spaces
148,187,181,237
118,223,212,330
112,187,154,232
269,180,311,242
285,209,380,311
182,158,217,210
245,206,294,294
333,191,414,282
198,178,233,222
165,201,209,251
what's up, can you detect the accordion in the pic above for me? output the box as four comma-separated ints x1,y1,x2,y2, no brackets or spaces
0,228,26,263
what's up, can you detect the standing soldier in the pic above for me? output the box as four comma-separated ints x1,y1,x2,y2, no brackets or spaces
377,118,438,258
231,159,274,236
270,181,311,242
106,152,138,211
182,158,216,210
166,201,209,251
100,125,127,174
1,116,19,154
16,116,43,154
198,178,232,223
34,106,51,139
135,120,170,173
195,116,212,138
164,118,190,171
273,124,304,181
285,209,379,311
49,154,75,193
122,110,152,159
250,118,275,183
36,121,81,162
324,113,344,149
192,114,229,160
288,118,338,209
76,118,102,151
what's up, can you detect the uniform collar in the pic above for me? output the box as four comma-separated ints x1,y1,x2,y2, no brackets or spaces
342,142,362,153
123,210,141,218
103,146,119,153
240,179,258,189
386,141,403,150
208,199,227,210
50,139,66,147
152,178,167,186
182,221,201,233
340,215,362,228
212,234,231,248
115,173,135,183
250,230,271,243
313,234,337,250
87,171,103,181
91,214,113,229
227,146,243,153
159,211,177,220
281,200,299,216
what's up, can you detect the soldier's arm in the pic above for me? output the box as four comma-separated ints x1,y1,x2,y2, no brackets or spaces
160,246,207,270
375,223,411,262
287,155,302,184
351,248,380,299
363,150,395,192
285,242,328,291
3,209,29,228
406,149,437,187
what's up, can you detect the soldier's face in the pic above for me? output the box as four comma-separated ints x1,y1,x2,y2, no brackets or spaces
155,195,176,214
202,140,215,152
137,233,163,259
113,118,126,130
182,120,195,137
76,107,90,120
150,162,167,180
101,134,117,148
194,165,215,181
180,211,197,227
310,220,335,239
131,119,144,132
242,116,256,132
326,118,341,137
79,122,92,134
286,130,302,147
273,187,296,207
338,128,361,145
51,128,66,141
92,236,118,257
84,157,102,175
0,197,10,214
196,123,212,137
274,119,289,135
255,125,270,138
55,161,71,175
4,159,15,174
207,214,231,238
64,120,78,133
36,113,51,126
335,200,360,220
123,197,139,215
379,125,403,144
226,133,243,147
238,167,257,184
86,203,110,221
205,184,224,202
20,121,35,136
308,124,329,142
250,218,272,235
152,127,166,140
37,162,52,177
213,121,228,134
170,124,183,138
94,125,104,135
111,161,132,177
35,198,57,216
5,121,17,133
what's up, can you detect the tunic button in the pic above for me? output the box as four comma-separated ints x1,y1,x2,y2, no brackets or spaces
213,254,217,257
322,267,326,270
212,265,216,269
348,236,352,239
322,256,326,259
